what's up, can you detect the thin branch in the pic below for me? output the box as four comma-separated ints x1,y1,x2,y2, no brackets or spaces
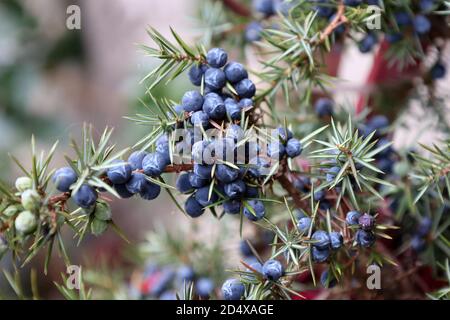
221,0,251,17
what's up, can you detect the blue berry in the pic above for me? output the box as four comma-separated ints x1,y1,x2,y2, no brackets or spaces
176,173,194,194
297,217,312,234
204,68,226,91
128,151,148,171
243,200,265,221
52,167,77,192
107,159,132,184
431,62,446,79
253,0,275,16
385,32,403,43
224,98,242,120
182,90,204,112
73,184,97,208
114,183,134,198
294,209,305,220
185,195,205,218
191,111,210,128
142,152,168,176
224,180,246,199
224,62,248,84
320,269,337,288
239,98,253,109
196,277,214,298
174,104,184,114
344,0,362,6
420,0,436,12
223,199,242,214
312,230,330,249
414,15,431,34
411,235,426,252
314,98,333,117
276,126,293,141
313,190,326,201
346,210,361,225
330,14,346,35
267,142,286,159
326,166,341,183
177,265,195,283
329,231,343,250
314,0,334,18
202,92,226,119
189,173,209,188
194,164,212,180
160,291,177,300
286,138,303,158
274,0,295,15
319,200,332,210
226,124,245,142
262,259,284,281
156,135,171,164
195,186,219,207
368,115,389,131
139,179,161,200
234,79,256,98
188,64,206,86
126,173,148,194
359,33,377,53
311,246,330,262
206,48,228,68
192,140,210,164
222,279,245,300
293,176,310,193
245,21,263,42
245,185,259,198
378,158,394,174
240,240,253,257
394,11,412,27
355,230,376,247
376,138,394,157
416,216,432,237
358,213,375,230
215,164,239,183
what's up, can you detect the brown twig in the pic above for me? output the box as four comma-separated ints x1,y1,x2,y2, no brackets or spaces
221,0,251,17
319,3,348,42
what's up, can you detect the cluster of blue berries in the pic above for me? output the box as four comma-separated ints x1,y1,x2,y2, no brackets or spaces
221,258,284,300
346,211,376,247
135,264,215,300
296,209,344,263
173,48,304,221
314,97,334,118
245,0,294,42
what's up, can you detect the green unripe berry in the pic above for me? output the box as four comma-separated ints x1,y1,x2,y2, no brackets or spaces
3,205,21,217
15,211,37,234
94,201,112,221
21,189,41,211
90,218,108,236
393,161,410,178
0,235,8,257
15,176,33,192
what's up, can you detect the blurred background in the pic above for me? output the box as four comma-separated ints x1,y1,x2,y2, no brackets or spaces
0,0,449,299
0,0,201,298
